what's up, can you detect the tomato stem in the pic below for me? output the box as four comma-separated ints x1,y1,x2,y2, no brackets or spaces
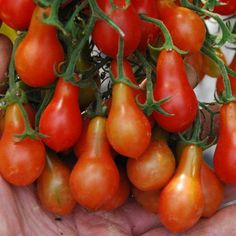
109,0,130,10
140,14,187,54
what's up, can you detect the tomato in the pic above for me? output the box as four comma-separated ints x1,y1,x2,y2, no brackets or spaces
131,0,159,52
213,102,236,184
184,51,205,82
153,49,198,133
158,144,204,233
216,53,236,96
15,6,65,87
92,0,142,58
201,161,224,218
127,139,175,191
100,167,130,210
202,48,226,78
157,1,206,53
70,116,120,210
106,79,151,158
213,0,236,15
39,78,82,152
132,186,160,213
0,0,36,30
37,151,76,216
0,103,45,186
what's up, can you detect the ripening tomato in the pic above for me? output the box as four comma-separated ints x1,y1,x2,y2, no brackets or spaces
131,0,159,52
132,186,160,213
157,2,206,53
37,151,76,215
127,139,175,191
70,116,120,210
214,102,236,184
213,0,236,15
158,144,204,233
153,49,198,133
100,167,130,210
0,103,45,186
15,6,65,87
106,83,151,158
0,0,36,30
202,48,226,78
39,78,82,152
201,162,224,218
92,0,142,58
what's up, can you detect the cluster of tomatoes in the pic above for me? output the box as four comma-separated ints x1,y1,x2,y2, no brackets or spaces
0,0,235,234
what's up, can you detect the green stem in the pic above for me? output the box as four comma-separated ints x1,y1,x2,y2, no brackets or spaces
109,0,130,10
201,43,232,100
140,14,187,54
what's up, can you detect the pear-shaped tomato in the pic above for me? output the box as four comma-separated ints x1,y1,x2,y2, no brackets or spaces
0,103,45,186
153,49,198,133
39,78,82,152
70,116,120,210
15,6,64,87
159,144,204,233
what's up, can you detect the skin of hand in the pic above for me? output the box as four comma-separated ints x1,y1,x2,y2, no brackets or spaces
0,175,236,236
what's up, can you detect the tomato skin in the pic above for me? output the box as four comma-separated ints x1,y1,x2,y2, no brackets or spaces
131,0,159,52
70,116,120,210
157,2,206,53
132,186,160,213
201,162,224,218
214,102,236,184
100,167,130,210
0,103,45,186
106,82,151,158
127,140,175,191
213,0,236,15
15,6,65,87
37,151,76,216
158,144,204,233
39,78,82,152
153,49,198,133
0,0,36,30
92,0,141,58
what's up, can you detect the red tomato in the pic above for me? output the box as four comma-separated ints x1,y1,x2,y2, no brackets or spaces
132,186,160,213
201,162,224,218
15,6,65,87
37,151,76,216
214,102,236,184
106,82,151,158
92,0,141,58
0,0,36,30
157,2,206,53
153,49,198,133
100,167,130,210
0,103,45,186
39,78,82,152
131,0,159,52
158,144,204,233
213,0,236,15
70,116,120,210
127,139,175,191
